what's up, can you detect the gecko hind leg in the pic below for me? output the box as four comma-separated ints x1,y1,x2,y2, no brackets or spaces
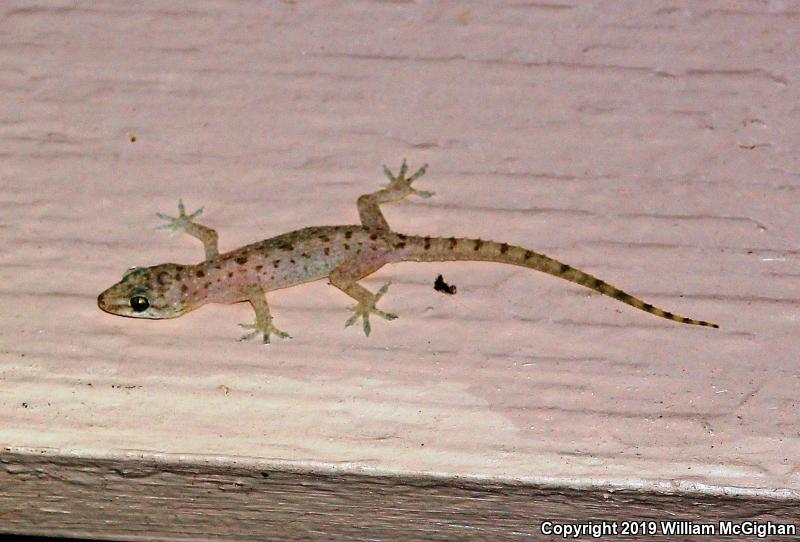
356,159,433,230
157,199,219,261
343,282,397,337
330,256,396,336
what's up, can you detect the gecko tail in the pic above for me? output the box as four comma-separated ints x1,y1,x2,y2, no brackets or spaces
398,235,719,328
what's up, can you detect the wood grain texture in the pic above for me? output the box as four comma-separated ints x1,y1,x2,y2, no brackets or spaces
1,0,799,538
1,450,798,541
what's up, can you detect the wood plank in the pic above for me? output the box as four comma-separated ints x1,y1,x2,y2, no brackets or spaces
2,450,798,541
1,0,799,538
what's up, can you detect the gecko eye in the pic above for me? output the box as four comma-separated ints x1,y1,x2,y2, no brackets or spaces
130,296,150,312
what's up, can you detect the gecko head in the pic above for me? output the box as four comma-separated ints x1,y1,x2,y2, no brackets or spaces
97,263,193,319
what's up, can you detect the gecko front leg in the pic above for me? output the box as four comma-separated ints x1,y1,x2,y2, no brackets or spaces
329,256,396,336
356,159,433,230
238,286,291,344
157,199,219,261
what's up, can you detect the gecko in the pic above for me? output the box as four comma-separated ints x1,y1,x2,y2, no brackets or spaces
97,161,718,343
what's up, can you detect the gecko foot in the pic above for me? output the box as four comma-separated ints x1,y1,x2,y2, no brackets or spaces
344,282,398,336
382,159,435,199
238,318,292,345
156,199,204,234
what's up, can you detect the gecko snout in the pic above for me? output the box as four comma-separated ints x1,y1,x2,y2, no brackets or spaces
96,290,109,312
97,285,133,316
97,263,196,319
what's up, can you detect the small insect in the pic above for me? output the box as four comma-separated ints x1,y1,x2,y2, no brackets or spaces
433,274,457,295
98,161,718,344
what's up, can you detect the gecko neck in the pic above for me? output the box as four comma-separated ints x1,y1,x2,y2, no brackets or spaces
181,259,255,307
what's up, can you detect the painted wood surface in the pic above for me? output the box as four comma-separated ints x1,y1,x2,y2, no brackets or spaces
1,1,798,538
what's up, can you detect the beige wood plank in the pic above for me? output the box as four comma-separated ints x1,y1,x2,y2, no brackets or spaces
1,450,798,541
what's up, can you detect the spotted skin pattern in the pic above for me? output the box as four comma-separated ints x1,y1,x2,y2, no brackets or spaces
97,161,718,343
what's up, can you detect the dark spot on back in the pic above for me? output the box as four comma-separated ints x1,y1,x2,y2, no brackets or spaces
345,230,353,239
290,259,296,264
395,242,406,249
175,265,184,272
682,317,692,323
398,234,407,240
324,247,330,256
370,233,379,240
448,237,457,248
301,252,310,258
474,239,483,251
663,312,674,319
500,243,509,254
228,272,234,278
255,265,263,271
524,250,533,259
642,303,654,311
276,240,294,251
175,273,182,281
558,263,571,274
319,235,330,242
344,244,350,250
235,256,248,265
423,236,431,250
196,269,205,278
273,260,280,268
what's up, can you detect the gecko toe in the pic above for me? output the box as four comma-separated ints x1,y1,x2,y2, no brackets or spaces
345,311,360,328
363,317,371,336
343,287,397,335
238,319,290,344
156,200,204,233
374,309,398,321
412,189,435,199
381,161,430,198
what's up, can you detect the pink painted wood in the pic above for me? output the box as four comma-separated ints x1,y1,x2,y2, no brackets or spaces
1,1,798,538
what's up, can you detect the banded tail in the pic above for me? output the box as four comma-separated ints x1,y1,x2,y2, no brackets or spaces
394,235,718,328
